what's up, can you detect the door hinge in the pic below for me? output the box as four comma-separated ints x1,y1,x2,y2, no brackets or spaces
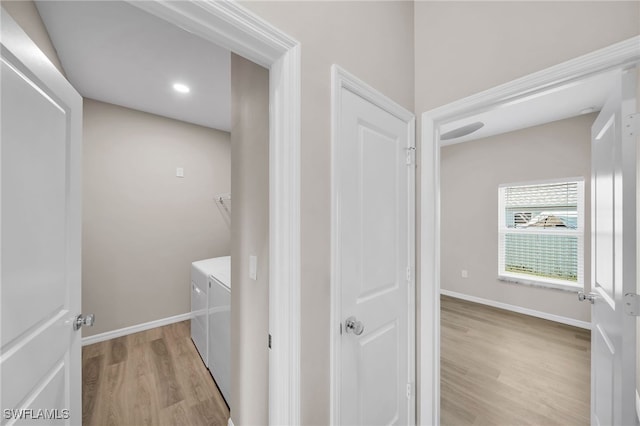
406,266,411,282
268,334,272,349
625,113,640,138
405,146,415,165
624,293,640,316
406,383,412,399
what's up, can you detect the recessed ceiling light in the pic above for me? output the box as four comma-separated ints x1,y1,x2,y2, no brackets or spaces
173,83,190,94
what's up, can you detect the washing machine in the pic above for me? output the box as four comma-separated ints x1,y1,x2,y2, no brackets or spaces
191,257,229,366
208,258,231,406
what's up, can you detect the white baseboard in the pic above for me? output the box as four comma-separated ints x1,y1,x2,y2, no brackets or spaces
636,389,640,423
440,289,592,330
228,418,234,426
81,312,194,346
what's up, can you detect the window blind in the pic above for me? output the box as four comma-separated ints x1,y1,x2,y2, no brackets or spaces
504,182,578,229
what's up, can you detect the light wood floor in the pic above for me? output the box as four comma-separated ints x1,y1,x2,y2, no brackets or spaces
82,321,229,426
440,295,590,426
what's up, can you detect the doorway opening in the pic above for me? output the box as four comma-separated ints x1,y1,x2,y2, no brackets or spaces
419,36,640,424
2,0,301,424
438,106,596,423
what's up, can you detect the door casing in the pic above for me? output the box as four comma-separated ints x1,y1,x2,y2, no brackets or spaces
102,2,303,424
330,64,416,425
419,35,640,425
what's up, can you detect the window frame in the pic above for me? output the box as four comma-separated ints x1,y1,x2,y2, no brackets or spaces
498,177,585,292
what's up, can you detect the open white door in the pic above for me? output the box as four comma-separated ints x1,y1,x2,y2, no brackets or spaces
589,68,637,426
331,67,415,426
1,9,84,425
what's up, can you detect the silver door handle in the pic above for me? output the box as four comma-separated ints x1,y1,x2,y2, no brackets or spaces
74,313,95,330
578,291,597,304
345,316,364,335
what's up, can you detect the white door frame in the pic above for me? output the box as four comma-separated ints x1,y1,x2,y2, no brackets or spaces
330,65,416,425
126,2,301,424
419,36,640,425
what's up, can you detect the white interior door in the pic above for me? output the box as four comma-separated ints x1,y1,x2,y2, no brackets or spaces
590,68,637,426
333,68,415,426
1,10,83,425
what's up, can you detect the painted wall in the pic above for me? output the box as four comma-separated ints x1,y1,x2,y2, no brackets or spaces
82,99,231,336
240,2,415,424
414,1,640,114
229,54,270,425
2,0,65,74
441,114,594,323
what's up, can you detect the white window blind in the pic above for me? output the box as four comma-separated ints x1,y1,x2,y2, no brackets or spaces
498,179,584,289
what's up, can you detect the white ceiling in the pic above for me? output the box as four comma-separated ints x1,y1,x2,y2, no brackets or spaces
36,1,231,132
438,69,620,145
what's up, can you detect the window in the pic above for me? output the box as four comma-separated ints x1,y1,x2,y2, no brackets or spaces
498,179,584,290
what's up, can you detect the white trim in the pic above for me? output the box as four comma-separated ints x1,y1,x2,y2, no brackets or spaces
331,66,415,122
330,65,415,425
126,2,301,424
81,312,194,346
426,36,640,128
420,35,640,425
268,41,301,426
228,418,235,426
440,290,591,330
635,389,640,423
497,275,582,293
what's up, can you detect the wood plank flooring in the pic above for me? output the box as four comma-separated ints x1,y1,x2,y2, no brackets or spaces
82,321,229,426
440,295,591,426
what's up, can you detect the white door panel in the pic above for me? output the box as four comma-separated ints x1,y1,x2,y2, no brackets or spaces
1,10,83,425
590,68,637,426
1,58,68,348
334,78,415,426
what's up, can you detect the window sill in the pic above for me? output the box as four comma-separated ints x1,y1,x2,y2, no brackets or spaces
498,274,582,293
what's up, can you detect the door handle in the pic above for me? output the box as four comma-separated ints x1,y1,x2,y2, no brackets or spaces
74,313,95,331
345,316,364,335
578,291,597,304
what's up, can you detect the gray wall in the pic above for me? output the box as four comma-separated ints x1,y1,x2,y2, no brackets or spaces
240,3,415,423
82,99,231,336
229,54,270,425
441,114,595,323
414,1,640,114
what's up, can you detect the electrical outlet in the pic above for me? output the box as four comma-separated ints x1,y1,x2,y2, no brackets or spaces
176,167,184,178
461,269,468,278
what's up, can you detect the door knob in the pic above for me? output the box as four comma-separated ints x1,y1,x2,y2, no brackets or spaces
345,316,364,335
74,313,95,330
578,291,597,304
